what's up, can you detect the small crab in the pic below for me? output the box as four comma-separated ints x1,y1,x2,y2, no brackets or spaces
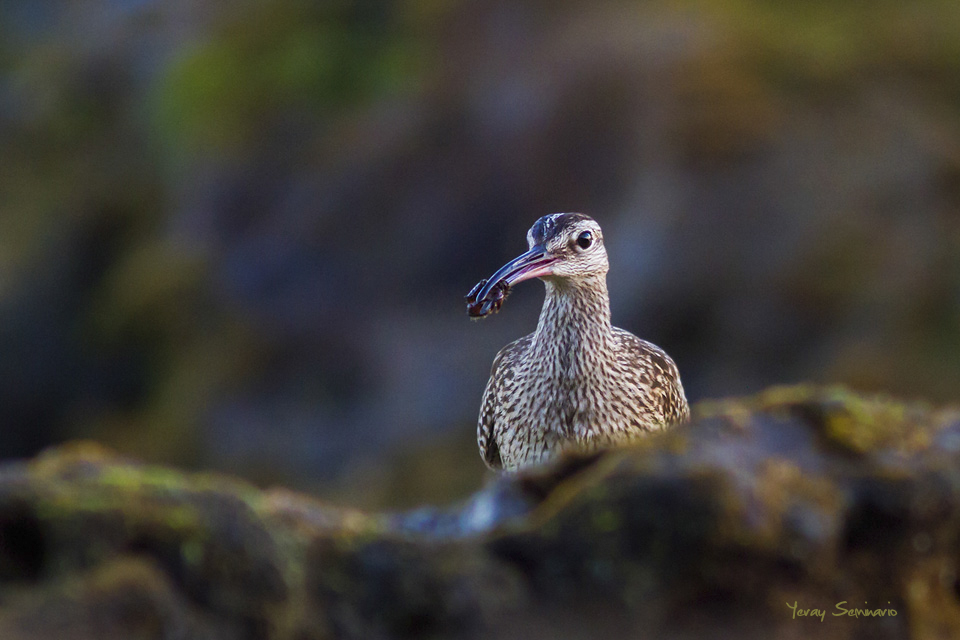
466,278,511,318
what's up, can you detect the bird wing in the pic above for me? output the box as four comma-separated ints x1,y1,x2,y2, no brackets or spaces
478,371,502,469
477,334,531,470
612,328,690,426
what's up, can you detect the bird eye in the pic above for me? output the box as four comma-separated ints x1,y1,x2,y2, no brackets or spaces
576,231,593,250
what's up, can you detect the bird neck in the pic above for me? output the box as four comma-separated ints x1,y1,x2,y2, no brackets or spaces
532,275,613,365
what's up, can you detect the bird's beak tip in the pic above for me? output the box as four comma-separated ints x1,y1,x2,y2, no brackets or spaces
465,247,557,319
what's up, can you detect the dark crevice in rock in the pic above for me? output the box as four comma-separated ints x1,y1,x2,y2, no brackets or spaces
0,501,46,582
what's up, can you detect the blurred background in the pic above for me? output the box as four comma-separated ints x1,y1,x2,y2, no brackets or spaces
1,0,959,509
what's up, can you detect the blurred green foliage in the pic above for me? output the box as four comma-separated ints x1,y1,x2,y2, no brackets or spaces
154,1,427,154
702,0,960,85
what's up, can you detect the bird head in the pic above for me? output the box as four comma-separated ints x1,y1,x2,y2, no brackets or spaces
523,212,608,281
467,213,608,317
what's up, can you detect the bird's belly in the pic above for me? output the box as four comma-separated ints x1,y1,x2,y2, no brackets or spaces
496,374,656,469
498,376,612,467
497,434,557,471
494,385,568,470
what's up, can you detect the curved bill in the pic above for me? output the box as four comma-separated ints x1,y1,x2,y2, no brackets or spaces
473,246,557,302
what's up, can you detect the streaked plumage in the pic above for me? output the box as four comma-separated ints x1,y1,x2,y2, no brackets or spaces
470,213,688,471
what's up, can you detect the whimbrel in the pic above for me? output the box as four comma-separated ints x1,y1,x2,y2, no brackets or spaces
466,213,689,471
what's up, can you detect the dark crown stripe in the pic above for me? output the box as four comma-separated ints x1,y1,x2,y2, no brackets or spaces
530,212,591,244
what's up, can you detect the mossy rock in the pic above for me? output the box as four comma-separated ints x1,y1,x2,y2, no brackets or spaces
1,385,959,639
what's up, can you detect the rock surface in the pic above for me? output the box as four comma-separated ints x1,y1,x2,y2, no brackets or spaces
2,385,960,639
